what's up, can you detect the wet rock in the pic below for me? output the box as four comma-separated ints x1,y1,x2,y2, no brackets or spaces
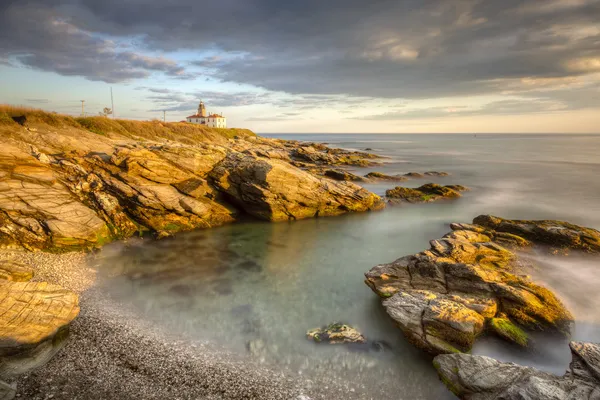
386,183,469,204
434,341,600,400
323,169,367,182
306,323,366,344
365,217,575,355
364,172,408,182
404,172,425,178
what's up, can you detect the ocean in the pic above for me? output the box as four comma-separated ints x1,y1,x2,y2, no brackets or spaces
97,133,600,399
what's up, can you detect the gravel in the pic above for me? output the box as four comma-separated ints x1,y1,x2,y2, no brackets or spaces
0,250,342,400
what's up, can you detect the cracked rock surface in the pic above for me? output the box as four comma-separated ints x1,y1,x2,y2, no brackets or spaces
0,117,383,251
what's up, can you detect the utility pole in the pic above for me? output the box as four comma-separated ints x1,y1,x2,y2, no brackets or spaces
80,100,85,116
110,87,115,119
163,110,166,122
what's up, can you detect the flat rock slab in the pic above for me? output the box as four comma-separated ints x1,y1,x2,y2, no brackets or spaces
0,281,79,378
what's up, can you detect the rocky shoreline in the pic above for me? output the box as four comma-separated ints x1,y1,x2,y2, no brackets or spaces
2,109,599,399
365,215,600,398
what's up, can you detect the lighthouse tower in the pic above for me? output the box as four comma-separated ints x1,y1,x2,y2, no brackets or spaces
198,101,207,117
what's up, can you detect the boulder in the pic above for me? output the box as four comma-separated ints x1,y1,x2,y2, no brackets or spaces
434,341,600,400
0,265,79,398
210,152,384,221
386,183,469,204
365,217,575,355
306,323,366,344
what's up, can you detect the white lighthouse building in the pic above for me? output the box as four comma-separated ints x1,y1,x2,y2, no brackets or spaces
186,101,226,128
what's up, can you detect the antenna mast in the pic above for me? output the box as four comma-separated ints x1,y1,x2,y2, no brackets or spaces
110,87,115,118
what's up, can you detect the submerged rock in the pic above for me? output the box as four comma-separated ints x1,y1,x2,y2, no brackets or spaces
434,341,600,400
364,172,408,182
365,215,577,355
386,183,469,204
306,323,366,344
424,171,449,176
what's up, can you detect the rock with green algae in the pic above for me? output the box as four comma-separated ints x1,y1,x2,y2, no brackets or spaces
386,183,469,204
364,216,576,355
474,214,600,253
489,314,529,347
306,323,366,344
434,341,600,400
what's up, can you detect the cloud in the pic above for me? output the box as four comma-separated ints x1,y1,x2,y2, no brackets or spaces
25,98,50,104
0,5,191,83
1,0,599,117
359,99,569,120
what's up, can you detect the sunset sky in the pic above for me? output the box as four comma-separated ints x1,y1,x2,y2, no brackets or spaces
1,0,599,133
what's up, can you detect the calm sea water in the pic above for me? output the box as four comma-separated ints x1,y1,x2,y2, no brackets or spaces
97,134,600,399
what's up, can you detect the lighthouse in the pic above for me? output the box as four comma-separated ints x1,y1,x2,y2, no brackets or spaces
185,100,227,128
198,101,207,117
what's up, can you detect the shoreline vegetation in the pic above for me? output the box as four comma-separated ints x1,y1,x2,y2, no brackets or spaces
1,106,599,399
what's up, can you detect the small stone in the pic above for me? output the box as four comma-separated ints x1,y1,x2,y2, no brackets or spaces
306,323,366,344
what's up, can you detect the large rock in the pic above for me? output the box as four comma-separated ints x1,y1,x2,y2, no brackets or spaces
434,341,600,399
0,148,111,251
0,117,384,251
365,217,575,355
0,264,79,399
209,152,384,221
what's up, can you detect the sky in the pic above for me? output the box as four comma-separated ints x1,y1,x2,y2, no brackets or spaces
1,0,599,133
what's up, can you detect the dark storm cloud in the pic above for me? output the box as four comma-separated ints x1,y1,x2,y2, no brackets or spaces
1,0,600,107
0,4,190,83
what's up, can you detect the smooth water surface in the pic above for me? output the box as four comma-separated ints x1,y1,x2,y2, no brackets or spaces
97,134,600,399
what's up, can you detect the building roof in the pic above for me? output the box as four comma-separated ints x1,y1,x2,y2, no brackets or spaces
186,113,225,119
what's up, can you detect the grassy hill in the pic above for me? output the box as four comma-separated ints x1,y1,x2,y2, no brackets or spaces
0,105,255,145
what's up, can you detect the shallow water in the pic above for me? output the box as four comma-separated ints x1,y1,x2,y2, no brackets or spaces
97,133,600,399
